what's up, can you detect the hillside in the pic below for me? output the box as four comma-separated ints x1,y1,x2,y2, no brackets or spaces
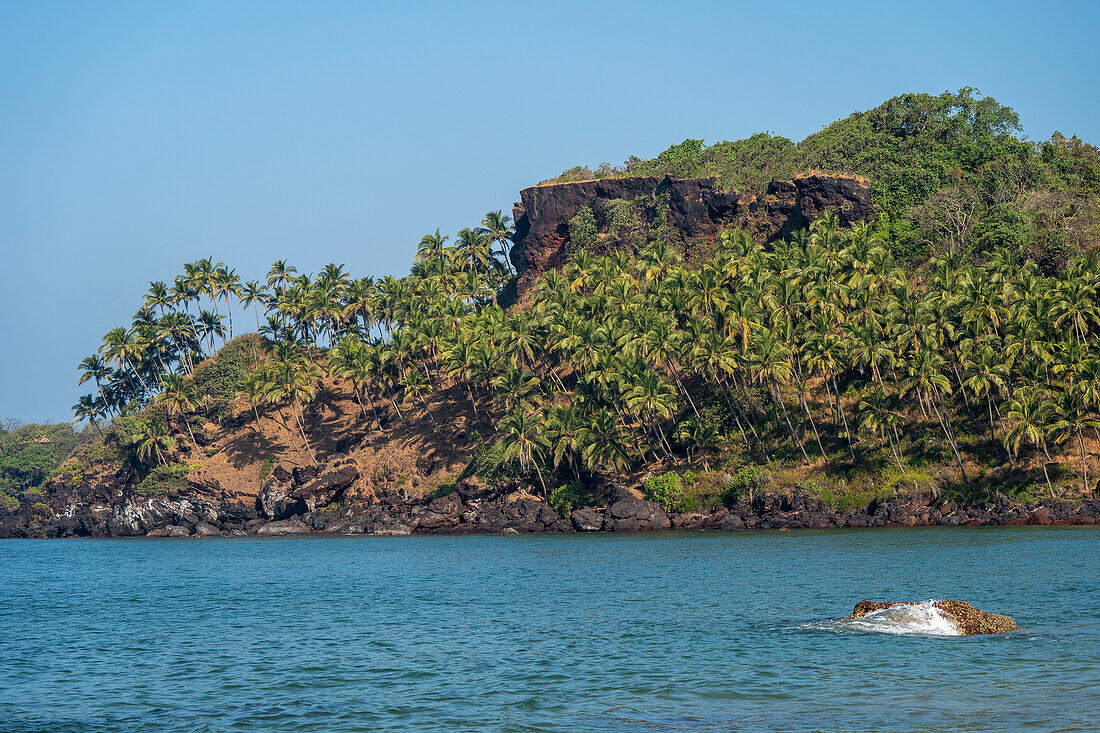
4,88,1100,538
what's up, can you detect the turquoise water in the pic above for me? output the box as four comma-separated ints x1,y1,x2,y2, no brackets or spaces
1,527,1097,732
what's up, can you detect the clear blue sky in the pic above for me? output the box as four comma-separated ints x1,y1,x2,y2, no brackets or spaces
2,0,1098,423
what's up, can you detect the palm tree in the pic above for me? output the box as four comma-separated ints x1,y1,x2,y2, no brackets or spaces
267,260,297,290
157,373,197,446
498,406,550,495
675,415,719,469
416,229,449,286
480,210,516,274
78,355,115,417
264,356,319,464
624,369,678,460
1050,387,1100,494
72,394,105,436
576,409,632,479
240,280,267,331
132,419,177,467
400,367,438,431
101,326,151,396
1004,389,1056,495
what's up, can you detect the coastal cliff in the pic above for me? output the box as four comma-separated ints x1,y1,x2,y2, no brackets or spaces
510,173,873,291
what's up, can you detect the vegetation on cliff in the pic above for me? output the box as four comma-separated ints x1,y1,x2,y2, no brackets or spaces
551,89,1100,266
0,421,87,510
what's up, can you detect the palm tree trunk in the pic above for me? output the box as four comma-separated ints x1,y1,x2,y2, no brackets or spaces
800,391,827,457
929,389,968,482
126,358,151,395
532,462,548,497
829,373,856,460
419,396,439,431
292,399,316,463
771,378,809,463
1077,429,1089,494
1035,438,1054,496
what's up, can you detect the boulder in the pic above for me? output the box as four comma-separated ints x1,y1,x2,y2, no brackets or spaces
372,524,411,536
416,491,466,531
257,475,292,519
1028,507,1052,525
256,518,311,536
146,524,190,537
570,507,602,532
193,521,220,537
842,600,1017,635
321,519,365,534
292,465,359,513
603,497,670,532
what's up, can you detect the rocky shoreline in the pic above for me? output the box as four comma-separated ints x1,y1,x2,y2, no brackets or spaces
2,461,1098,538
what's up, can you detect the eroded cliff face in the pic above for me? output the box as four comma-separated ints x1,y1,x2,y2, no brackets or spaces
510,173,873,292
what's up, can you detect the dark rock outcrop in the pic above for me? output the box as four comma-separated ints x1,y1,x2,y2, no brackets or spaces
258,462,359,519
603,496,670,532
843,600,1018,635
510,173,873,292
256,518,311,536
570,507,603,532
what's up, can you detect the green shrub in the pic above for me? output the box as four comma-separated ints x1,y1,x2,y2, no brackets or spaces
51,461,86,488
259,456,276,480
549,481,594,517
190,333,266,423
135,464,192,497
429,479,457,499
0,421,82,496
459,432,538,489
678,472,728,513
643,472,684,512
726,465,770,504
567,205,599,251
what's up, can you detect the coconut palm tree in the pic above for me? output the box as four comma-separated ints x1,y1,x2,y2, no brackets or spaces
498,406,550,495
1050,387,1100,494
72,394,105,436
480,211,515,274
78,355,115,417
132,419,177,467
101,326,151,396
1004,388,1056,495
240,280,267,331
674,415,719,469
576,409,632,478
157,373,197,446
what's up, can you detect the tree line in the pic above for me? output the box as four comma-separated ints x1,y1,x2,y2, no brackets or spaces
75,209,1100,497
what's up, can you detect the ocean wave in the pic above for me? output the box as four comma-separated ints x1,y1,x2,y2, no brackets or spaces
810,600,962,637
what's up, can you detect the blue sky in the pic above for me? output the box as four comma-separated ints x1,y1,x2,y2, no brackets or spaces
2,0,1098,423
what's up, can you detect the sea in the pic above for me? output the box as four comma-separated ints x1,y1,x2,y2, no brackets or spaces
1,526,1096,731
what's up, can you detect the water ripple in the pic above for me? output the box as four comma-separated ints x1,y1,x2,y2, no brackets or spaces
1,527,1097,732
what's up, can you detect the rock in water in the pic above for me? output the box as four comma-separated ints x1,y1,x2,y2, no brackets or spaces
843,600,1017,635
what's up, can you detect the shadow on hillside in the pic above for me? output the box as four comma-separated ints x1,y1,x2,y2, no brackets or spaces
222,428,282,471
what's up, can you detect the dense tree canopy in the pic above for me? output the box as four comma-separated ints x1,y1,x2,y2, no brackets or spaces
73,202,1100,500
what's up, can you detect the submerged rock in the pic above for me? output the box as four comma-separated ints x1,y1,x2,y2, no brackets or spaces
255,518,311,536
843,600,1017,635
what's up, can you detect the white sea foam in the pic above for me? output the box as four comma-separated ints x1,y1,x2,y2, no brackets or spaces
816,600,962,637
